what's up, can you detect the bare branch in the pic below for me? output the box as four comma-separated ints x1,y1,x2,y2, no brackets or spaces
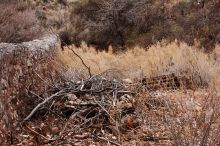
23,90,65,121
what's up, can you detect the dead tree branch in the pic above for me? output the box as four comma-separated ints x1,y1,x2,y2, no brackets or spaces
24,90,65,121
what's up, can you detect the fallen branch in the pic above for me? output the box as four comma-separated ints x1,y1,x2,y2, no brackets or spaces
92,134,122,146
25,125,56,142
24,90,65,121
142,136,172,142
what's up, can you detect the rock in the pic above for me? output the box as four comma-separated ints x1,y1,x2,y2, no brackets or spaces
122,78,133,84
185,98,202,111
0,34,61,144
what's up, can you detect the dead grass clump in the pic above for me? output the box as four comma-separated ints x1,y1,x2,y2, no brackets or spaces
0,0,43,43
59,42,220,89
133,89,220,145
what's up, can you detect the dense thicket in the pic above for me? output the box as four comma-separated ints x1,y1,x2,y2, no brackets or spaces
69,0,166,50
0,0,219,51
68,0,219,51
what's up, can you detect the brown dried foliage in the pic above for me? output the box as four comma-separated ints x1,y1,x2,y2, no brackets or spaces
0,39,61,144
0,0,43,43
1,43,219,145
67,0,219,51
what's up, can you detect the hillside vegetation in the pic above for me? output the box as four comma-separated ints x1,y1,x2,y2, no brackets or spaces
0,0,43,43
68,0,220,51
60,42,220,87
1,0,219,50
33,0,220,51
0,0,220,145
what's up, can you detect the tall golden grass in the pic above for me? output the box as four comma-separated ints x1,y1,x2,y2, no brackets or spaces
58,41,220,90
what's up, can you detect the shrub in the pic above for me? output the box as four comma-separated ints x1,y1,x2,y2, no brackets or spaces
171,0,220,51
68,0,167,50
69,0,132,50
67,0,219,51
0,0,43,43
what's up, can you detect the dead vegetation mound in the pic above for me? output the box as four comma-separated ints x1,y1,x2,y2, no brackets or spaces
5,70,220,145
1,42,220,145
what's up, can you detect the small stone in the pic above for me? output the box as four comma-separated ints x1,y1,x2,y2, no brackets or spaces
122,78,133,84
112,136,117,140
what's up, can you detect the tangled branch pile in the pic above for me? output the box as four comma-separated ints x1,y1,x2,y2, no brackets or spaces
1,34,220,145
9,68,220,145
20,70,136,145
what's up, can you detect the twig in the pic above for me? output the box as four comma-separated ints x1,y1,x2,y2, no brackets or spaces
46,27,92,78
65,103,98,107
68,46,92,78
24,90,65,121
92,134,122,146
93,99,116,124
10,130,13,145
26,125,56,142
142,136,173,142
28,90,44,100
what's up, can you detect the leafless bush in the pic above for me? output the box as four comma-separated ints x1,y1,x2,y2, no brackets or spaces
66,0,219,51
69,0,166,49
67,0,172,50
171,0,220,51
69,0,131,50
0,1,43,43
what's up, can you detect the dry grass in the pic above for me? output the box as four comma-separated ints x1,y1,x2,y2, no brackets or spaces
59,41,220,90
0,0,219,145
2,40,220,145
131,89,220,145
